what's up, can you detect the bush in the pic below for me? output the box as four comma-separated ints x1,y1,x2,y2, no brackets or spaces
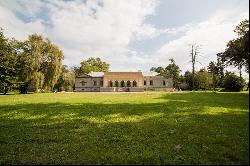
178,83,191,90
222,72,246,92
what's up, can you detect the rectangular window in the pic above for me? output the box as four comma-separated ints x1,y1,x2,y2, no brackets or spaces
150,80,153,86
100,81,103,86
81,81,86,86
163,80,166,86
93,81,97,86
144,80,146,85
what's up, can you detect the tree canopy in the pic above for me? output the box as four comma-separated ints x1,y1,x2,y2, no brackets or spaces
218,19,249,73
0,30,64,94
165,58,181,88
0,30,18,94
80,57,110,74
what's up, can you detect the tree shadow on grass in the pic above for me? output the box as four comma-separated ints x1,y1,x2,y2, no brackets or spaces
155,91,249,110
0,92,249,165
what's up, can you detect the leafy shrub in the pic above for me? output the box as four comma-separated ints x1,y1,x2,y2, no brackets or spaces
222,72,246,92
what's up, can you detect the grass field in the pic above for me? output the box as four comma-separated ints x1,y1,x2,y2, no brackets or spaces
0,92,249,164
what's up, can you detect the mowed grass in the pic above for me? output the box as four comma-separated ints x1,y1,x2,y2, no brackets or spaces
0,92,249,165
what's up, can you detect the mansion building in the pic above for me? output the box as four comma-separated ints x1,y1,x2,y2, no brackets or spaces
75,71,173,92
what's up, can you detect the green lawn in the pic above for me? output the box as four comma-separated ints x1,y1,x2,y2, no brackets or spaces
0,92,249,165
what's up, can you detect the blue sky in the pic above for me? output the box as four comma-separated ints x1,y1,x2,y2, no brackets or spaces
0,0,249,79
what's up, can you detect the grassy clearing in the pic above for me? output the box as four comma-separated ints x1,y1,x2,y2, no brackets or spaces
0,92,249,164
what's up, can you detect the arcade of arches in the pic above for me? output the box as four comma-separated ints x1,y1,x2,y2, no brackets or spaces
109,80,137,87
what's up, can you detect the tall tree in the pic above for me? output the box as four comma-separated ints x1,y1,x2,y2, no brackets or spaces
207,61,218,91
40,39,64,91
196,69,212,90
216,53,226,86
72,66,82,76
222,71,246,92
190,44,201,90
184,70,195,90
218,19,249,74
0,29,17,94
80,57,109,74
54,65,75,92
19,34,64,92
165,58,181,88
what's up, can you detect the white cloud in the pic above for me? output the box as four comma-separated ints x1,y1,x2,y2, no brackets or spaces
0,0,159,70
0,6,45,40
44,0,160,69
0,0,249,80
154,8,249,79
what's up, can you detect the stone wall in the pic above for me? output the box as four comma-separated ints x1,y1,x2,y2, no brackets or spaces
75,77,103,92
143,76,173,89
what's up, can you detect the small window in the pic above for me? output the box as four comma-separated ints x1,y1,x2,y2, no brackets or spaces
81,81,86,86
144,80,146,85
109,81,113,87
163,80,166,86
150,80,153,86
93,81,97,86
127,81,131,87
115,80,119,87
121,80,125,87
133,80,137,87
100,81,103,86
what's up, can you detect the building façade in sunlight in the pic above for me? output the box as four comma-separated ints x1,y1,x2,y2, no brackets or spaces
74,71,173,92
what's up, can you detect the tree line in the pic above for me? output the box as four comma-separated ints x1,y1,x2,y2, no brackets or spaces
0,19,248,94
0,30,65,94
0,30,110,94
150,19,249,92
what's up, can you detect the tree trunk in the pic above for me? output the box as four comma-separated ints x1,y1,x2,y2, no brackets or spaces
191,45,195,90
212,70,215,91
239,67,242,79
3,86,8,95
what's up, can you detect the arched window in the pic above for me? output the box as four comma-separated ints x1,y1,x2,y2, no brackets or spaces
133,80,137,87
109,81,113,87
150,80,153,86
121,80,125,87
115,80,119,87
127,80,131,87
163,80,166,86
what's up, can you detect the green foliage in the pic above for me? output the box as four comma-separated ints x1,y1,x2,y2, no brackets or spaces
80,57,109,74
183,70,212,90
165,58,181,88
150,66,165,74
183,71,192,90
54,65,75,92
0,92,248,164
196,69,212,90
219,19,249,73
207,61,220,90
23,34,64,92
0,29,18,94
72,66,82,76
150,58,181,88
222,72,246,92
0,29,64,94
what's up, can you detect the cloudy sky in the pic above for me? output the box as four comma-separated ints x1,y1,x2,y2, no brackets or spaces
0,0,249,78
